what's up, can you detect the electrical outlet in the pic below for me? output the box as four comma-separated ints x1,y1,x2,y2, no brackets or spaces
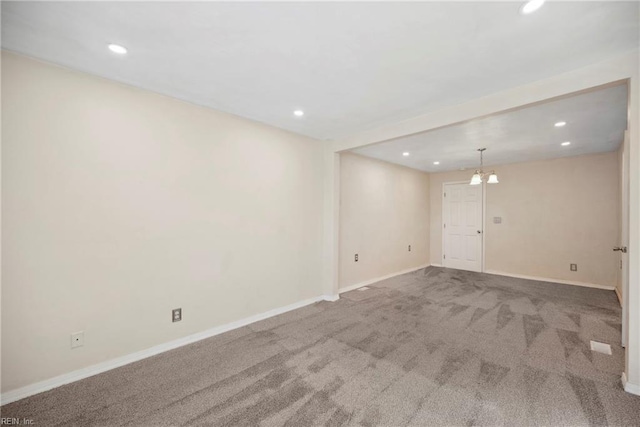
71,331,84,349
172,308,182,322
570,264,577,272
354,254,358,262
408,245,411,252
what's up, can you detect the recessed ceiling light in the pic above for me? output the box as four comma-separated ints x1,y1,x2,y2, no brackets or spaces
433,161,440,165
520,0,545,15
108,44,128,54
555,121,567,127
402,152,410,157
293,110,304,117
561,141,571,146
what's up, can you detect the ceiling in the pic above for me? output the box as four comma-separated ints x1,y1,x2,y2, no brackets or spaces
352,83,629,172
2,2,638,140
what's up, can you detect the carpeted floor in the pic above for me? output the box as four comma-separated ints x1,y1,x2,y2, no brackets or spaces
3,267,639,426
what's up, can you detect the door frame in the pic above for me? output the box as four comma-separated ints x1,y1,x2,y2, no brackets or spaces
621,130,630,348
441,180,486,272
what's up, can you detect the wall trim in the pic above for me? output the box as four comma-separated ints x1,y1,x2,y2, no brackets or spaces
484,269,615,291
615,287,623,306
339,264,431,293
430,263,443,268
0,294,329,406
0,264,616,405
622,372,640,396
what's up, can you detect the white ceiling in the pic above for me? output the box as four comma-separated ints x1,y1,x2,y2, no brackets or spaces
352,83,628,172
2,2,638,140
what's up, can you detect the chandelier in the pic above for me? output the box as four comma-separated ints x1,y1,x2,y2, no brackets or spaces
469,148,499,185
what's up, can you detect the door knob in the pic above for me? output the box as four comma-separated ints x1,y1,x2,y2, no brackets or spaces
613,246,628,253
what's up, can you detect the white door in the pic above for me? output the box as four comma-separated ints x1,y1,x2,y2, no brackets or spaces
443,183,483,272
620,130,630,347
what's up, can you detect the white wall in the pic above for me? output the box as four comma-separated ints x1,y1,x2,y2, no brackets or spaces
1,52,325,393
430,152,620,287
339,153,429,289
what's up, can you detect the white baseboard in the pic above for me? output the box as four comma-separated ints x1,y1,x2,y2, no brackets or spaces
0,294,327,406
323,294,340,302
484,269,615,291
614,287,623,306
622,372,640,395
339,263,431,293
430,263,443,268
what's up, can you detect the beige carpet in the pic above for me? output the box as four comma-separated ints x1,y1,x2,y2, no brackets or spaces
3,267,639,426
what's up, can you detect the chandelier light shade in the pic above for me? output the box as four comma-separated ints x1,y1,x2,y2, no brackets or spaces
469,148,499,185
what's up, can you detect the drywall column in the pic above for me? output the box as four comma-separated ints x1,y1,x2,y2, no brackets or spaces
322,148,340,300
625,62,640,391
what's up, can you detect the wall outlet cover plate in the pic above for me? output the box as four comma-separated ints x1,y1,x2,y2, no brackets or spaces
71,331,84,349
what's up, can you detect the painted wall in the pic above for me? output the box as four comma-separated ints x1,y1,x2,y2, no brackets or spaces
1,52,325,393
339,152,430,289
430,152,620,287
